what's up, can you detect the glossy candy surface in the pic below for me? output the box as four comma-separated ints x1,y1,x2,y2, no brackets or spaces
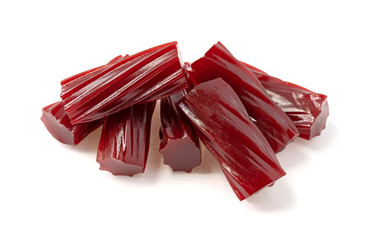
178,78,286,200
41,101,103,145
190,42,299,153
159,91,201,172
97,102,156,176
61,42,188,124
60,55,129,89
241,62,329,140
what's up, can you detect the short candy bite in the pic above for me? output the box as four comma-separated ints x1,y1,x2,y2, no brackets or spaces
61,42,188,124
159,91,201,172
178,78,286,200
96,102,156,176
190,42,299,153
241,61,329,140
41,101,103,145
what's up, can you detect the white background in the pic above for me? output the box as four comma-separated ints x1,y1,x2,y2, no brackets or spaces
1,0,370,239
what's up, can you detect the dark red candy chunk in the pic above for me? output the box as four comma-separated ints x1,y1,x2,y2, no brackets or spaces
97,102,156,176
159,61,201,172
190,42,299,153
41,101,103,145
241,61,329,140
61,42,188,124
178,78,286,200
159,91,201,172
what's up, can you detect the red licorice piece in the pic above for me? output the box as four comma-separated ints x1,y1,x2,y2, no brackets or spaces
178,78,286,200
159,91,201,172
41,101,103,145
61,42,188,124
241,61,329,140
97,102,156,176
190,42,299,153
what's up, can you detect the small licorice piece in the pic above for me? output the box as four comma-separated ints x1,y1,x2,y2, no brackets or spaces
178,78,286,200
97,102,156,176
